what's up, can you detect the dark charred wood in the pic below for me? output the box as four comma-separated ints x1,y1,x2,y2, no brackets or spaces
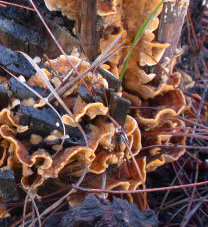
0,0,81,59
0,85,11,110
61,194,159,227
17,103,63,137
109,94,131,128
152,1,189,86
0,45,35,78
0,168,19,203
97,66,121,92
15,104,86,148
78,86,106,104
80,0,99,62
8,77,50,100
78,86,94,104
27,132,86,155
78,85,130,128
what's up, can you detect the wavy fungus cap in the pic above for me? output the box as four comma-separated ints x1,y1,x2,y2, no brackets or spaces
44,0,118,18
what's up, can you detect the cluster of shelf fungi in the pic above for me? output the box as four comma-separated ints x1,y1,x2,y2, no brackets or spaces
0,0,191,226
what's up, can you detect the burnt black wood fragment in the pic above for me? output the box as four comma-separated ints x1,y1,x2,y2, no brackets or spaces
78,86,130,129
44,135,85,148
28,132,85,155
0,168,19,202
0,217,14,227
78,86,109,105
0,45,35,78
0,0,80,60
0,85,11,110
61,194,159,227
8,77,50,101
97,66,121,92
109,94,131,128
17,103,63,137
78,86,94,103
16,104,85,147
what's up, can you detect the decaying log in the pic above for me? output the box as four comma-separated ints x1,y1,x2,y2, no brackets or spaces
80,0,99,61
0,168,19,202
0,0,81,59
0,44,35,77
152,0,190,84
61,194,159,227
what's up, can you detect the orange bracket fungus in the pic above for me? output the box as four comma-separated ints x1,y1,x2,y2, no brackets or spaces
0,0,190,218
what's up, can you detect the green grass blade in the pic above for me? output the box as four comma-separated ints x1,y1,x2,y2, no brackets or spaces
120,0,165,80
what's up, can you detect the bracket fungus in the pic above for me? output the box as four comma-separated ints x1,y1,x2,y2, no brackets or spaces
140,118,186,172
0,53,143,204
0,0,190,217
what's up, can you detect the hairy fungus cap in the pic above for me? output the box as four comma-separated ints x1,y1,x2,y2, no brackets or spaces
88,122,115,151
73,97,109,122
0,140,9,166
44,0,118,18
44,0,81,20
88,115,142,173
28,68,51,88
45,55,108,97
124,70,181,100
139,41,170,66
41,146,95,178
135,89,186,130
89,150,122,174
142,118,186,172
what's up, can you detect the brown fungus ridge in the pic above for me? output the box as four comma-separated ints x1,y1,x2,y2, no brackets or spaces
97,0,118,16
125,71,181,100
89,150,122,174
44,0,118,19
145,134,186,172
21,146,95,190
0,124,55,190
123,115,142,158
46,55,88,75
89,157,146,203
40,146,95,178
62,97,109,126
89,176,131,200
122,91,142,107
45,55,108,97
88,121,115,151
140,118,186,172
137,71,181,99
121,0,170,66
0,108,28,133
0,125,34,166
87,121,119,174
28,68,52,88
44,0,81,21
135,89,186,130
0,127,54,189
119,157,147,184
43,0,168,70
0,140,10,167
100,26,127,77
67,176,132,207
99,0,169,69
88,115,142,174
72,96,109,122
21,171,45,192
